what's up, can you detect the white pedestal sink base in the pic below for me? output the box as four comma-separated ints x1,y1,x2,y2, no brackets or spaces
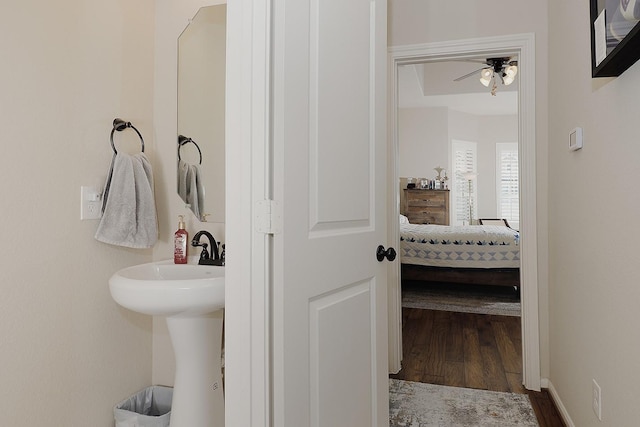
167,310,224,427
108,260,225,426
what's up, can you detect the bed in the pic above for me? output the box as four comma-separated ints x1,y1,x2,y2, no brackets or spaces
399,218,520,288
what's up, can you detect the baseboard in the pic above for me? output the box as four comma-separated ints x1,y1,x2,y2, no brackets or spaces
542,378,576,427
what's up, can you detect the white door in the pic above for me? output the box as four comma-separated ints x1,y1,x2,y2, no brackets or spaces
271,0,389,426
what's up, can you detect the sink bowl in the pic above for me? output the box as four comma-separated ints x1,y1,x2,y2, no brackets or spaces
109,259,225,427
109,259,224,317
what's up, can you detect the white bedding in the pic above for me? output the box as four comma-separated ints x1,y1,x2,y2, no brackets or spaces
400,224,520,269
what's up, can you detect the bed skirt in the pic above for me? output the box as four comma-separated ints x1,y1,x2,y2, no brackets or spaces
401,263,520,288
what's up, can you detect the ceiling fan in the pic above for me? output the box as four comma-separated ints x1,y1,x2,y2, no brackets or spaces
454,57,518,95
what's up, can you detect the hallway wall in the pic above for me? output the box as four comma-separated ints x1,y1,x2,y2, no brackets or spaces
548,0,640,425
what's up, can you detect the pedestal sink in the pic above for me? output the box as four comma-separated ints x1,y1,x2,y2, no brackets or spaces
109,259,225,427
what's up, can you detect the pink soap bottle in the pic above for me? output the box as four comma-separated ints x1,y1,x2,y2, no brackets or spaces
174,215,188,264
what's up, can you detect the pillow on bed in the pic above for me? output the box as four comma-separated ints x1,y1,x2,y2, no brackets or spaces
399,214,409,224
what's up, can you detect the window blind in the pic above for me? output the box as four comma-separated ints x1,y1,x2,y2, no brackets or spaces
452,141,477,225
496,143,519,226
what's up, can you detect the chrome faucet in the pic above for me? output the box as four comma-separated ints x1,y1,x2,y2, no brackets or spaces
191,231,224,266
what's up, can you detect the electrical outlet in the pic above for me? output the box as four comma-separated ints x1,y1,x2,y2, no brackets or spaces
81,186,102,220
592,379,602,421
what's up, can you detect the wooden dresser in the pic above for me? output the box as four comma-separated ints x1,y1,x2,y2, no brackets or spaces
403,189,450,225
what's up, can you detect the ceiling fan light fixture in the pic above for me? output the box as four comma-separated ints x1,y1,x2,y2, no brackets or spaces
502,64,518,85
479,68,493,87
502,74,515,86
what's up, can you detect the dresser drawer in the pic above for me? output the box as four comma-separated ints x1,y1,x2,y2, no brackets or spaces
407,211,447,225
403,189,450,225
405,190,446,206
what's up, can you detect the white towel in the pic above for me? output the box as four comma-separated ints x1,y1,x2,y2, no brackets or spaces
95,153,158,248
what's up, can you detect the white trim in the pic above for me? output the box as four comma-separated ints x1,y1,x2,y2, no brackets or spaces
540,377,549,389
545,379,577,427
387,52,402,373
388,33,541,390
225,0,271,426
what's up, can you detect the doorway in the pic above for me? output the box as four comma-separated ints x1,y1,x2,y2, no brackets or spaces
388,33,541,391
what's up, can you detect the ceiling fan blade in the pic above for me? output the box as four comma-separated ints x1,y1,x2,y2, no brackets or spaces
453,67,485,82
448,58,490,65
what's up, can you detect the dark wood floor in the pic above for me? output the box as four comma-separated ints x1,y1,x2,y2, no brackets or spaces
390,307,565,427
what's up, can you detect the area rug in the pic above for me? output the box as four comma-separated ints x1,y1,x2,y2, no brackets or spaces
401,282,521,317
389,379,538,426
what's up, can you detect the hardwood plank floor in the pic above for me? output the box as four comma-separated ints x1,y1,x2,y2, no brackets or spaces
390,307,565,427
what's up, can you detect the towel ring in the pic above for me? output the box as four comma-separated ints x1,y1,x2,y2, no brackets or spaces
177,134,203,165
110,118,145,154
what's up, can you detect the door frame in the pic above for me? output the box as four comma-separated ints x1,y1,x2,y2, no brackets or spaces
225,0,272,425
387,33,541,391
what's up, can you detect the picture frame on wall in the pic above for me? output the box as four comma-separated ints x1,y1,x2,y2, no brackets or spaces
590,0,640,77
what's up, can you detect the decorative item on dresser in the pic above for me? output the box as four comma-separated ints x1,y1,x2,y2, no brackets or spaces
402,189,450,225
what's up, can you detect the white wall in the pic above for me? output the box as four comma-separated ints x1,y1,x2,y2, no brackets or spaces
476,114,518,217
448,110,481,217
548,0,640,425
398,107,517,220
398,107,449,179
0,1,155,425
389,0,550,379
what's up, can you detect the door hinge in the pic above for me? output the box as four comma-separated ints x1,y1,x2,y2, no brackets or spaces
255,199,281,235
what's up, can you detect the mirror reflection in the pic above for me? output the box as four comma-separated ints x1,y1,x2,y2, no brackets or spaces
177,4,226,222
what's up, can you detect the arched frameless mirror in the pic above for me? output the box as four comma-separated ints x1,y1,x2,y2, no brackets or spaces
177,4,226,222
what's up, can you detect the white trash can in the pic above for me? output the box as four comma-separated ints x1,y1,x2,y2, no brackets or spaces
114,386,173,427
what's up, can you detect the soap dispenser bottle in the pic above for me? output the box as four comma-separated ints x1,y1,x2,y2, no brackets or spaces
174,215,188,264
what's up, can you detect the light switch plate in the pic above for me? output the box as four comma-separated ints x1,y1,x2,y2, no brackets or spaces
81,186,102,220
569,127,583,151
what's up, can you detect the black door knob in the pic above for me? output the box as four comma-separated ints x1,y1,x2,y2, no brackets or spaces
376,245,397,262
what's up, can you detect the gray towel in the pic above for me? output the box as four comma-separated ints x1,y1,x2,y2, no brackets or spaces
95,152,158,248
189,163,204,219
177,159,190,203
177,159,204,219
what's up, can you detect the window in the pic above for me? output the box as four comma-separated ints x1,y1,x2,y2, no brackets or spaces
496,143,519,229
451,140,477,225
